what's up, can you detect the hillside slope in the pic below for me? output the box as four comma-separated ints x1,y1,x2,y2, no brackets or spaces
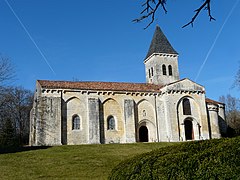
0,142,174,179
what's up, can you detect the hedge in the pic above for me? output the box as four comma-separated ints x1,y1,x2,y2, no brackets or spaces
109,137,240,180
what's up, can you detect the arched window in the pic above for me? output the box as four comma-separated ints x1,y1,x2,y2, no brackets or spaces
72,115,80,130
107,116,115,130
168,65,173,76
162,64,167,75
183,98,191,115
151,67,154,76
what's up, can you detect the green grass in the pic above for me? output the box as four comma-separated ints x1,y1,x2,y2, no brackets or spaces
0,142,174,179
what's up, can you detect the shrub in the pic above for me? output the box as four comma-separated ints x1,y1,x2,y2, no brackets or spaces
109,137,240,180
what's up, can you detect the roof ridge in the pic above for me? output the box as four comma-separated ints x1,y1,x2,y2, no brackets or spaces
206,98,225,105
38,80,159,85
37,80,163,93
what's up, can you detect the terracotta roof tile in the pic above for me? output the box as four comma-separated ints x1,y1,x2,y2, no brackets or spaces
38,80,163,93
206,98,224,105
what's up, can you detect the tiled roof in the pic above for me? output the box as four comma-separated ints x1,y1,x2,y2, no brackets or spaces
206,98,224,105
38,80,163,93
145,25,178,59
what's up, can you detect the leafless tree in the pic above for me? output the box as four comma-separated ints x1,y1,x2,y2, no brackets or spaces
234,66,240,90
219,94,240,136
0,86,33,146
134,0,215,29
9,87,33,144
0,56,15,86
0,56,33,147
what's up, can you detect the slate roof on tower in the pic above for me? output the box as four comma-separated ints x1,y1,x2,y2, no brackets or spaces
145,26,178,59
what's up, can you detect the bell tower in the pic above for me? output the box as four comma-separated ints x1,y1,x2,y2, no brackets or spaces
144,26,179,85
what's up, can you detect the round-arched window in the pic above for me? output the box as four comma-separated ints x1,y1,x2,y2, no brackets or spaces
183,98,191,115
162,64,167,75
107,116,115,130
168,65,173,76
72,115,80,130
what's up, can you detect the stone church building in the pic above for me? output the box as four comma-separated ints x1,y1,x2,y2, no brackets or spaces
29,26,226,146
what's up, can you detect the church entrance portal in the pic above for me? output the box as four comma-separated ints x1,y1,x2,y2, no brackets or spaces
139,126,148,142
184,119,194,140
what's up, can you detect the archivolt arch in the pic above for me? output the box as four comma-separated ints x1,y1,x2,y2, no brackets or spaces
137,119,156,142
137,99,155,120
177,96,202,141
103,98,122,117
138,119,156,127
64,96,86,145
65,96,80,104
102,98,121,107
66,96,86,110
136,99,153,107
176,96,193,110
178,96,201,115
103,97,124,143
182,117,202,141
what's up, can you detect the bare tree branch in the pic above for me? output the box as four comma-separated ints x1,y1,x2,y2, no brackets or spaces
234,65,240,89
134,0,215,29
219,94,240,136
182,0,215,28
0,56,15,86
133,0,167,29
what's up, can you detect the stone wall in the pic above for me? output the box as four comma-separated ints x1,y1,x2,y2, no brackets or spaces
124,99,136,143
159,78,210,141
29,79,223,145
33,96,62,146
144,54,179,85
207,104,221,139
30,83,62,146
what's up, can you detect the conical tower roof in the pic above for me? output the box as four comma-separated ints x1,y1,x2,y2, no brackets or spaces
145,26,178,59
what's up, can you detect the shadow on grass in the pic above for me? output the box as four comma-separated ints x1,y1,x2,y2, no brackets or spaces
0,146,51,154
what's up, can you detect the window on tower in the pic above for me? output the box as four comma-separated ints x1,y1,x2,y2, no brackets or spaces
151,67,153,76
168,65,173,76
162,64,167,75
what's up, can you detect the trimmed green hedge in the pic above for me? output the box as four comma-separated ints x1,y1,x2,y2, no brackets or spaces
109,137,240,180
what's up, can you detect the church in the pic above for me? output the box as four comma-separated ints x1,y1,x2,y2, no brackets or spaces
29,26,226,146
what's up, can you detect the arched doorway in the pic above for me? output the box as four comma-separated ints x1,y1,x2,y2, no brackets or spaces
184,119,194,140
139,126,148,142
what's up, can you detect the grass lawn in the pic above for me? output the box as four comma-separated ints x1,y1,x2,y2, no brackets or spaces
0,142,175,179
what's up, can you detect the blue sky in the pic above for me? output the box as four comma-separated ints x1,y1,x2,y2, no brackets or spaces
0,0,239,101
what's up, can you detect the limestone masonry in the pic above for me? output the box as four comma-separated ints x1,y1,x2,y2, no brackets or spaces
29,26,226,146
